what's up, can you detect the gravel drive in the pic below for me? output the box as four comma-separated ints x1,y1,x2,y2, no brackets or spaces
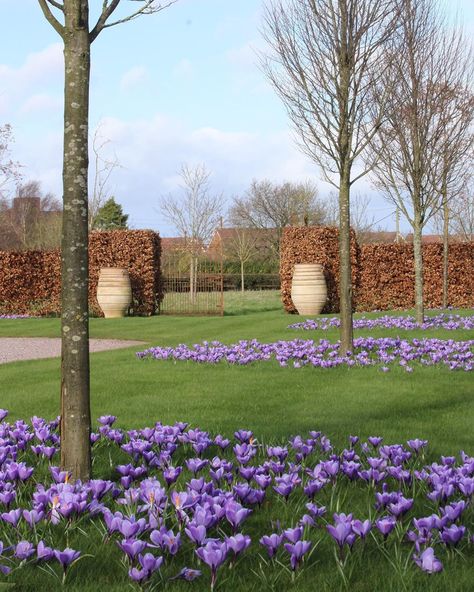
0,338,146,365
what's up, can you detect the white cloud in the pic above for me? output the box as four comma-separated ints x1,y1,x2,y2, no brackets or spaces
226,41,260,69
11,110,398,235
80,114,327,235
172,58,194,83
20,93,62,114
0,44,63,119
120,66,147,91
0,44,62,91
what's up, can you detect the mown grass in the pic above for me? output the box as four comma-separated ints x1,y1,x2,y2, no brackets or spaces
0,294,473,591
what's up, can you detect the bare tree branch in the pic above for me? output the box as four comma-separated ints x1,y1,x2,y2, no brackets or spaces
89,124,122,230
91,0,177,42
37,0,65,37
46,0,64,11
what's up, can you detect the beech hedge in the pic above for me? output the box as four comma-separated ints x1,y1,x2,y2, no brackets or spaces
0,230,162,316
281,227,474,312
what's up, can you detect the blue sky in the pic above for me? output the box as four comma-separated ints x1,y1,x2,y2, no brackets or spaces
0,0,473,235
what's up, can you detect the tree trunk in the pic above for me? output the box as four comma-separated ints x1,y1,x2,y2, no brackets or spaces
60,6,92,481
241,260,245,292
442,187,449,309
412,214,424,325
338,168,353,354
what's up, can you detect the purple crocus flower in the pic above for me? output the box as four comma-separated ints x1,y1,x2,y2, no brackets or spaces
303,480,325,499
117,538,147,560
185,524,207,546
22,509,45,527
349,435,359,447
37,541,54,562
352,519,371,539
299,514,316,528
138,552,163,573
226,534,251,557
254,474,272,489
0,409,8,422
273,479,294,501
1,508,21,527
214,435,230,450
234,429,253,443
388,496,414,518
186,458,209,474
259,533,283,558
163,466,182,486
195,539,228,591
327,521,353,550
367,436,383,448
440,501,466,523
413,547,443,573
407,439,428,453
239,466,257,481
118,517,146,539
128,566,149,583
225,500,251,530
440,524,465,546
54,548,81,569
305,503,326,518
283,526,303,543
376,516,397,539
88,479,113,500
284,540,311,570
15,541,35,560
98,415,116,426
458,477,474,497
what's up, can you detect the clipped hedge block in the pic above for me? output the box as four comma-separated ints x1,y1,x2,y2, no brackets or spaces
0,230,162,316
357,243,474,311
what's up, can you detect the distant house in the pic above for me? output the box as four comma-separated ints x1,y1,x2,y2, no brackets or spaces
160,236,206,273
160,237,188,253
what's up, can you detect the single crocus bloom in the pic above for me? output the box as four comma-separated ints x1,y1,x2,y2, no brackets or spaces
413,547,443,573
283,540,311,570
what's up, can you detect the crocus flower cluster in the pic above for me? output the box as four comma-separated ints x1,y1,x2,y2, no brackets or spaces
137,336,474,372
288,313,474,332
0,314,30,319
0,410,472,589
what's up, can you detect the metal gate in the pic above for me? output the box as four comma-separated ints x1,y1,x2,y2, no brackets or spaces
159,245,224,316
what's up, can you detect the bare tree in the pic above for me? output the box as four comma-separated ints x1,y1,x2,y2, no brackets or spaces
225,228,259,292
0,124,22,196
450,171,474,242
37,0,176,481
368,0,473,322
261,0,399,352
230,179,326,256
160,164,223,301
432,86,474,307
89,125,122,230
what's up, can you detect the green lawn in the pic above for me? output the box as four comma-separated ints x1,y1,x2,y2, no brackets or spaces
1,298,473,455
0,295,473,591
